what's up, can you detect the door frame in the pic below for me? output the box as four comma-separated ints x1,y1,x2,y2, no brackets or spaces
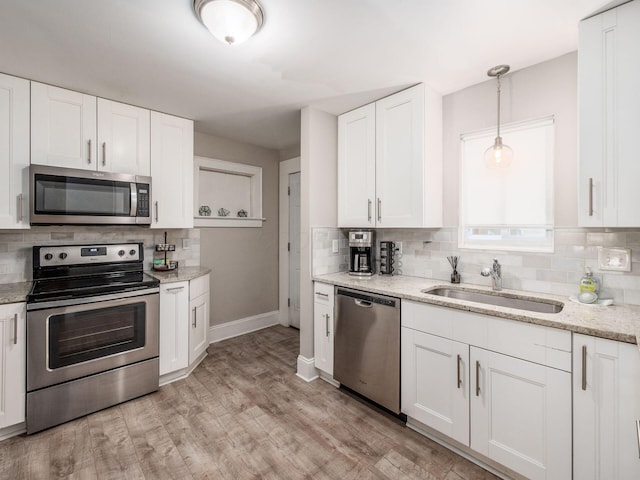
279,157,301,326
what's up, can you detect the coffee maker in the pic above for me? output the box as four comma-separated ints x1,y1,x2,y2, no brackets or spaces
348,230,375,276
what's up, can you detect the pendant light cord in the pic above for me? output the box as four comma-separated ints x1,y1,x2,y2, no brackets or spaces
496,74,501,139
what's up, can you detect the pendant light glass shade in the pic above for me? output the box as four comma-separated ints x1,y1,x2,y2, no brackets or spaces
484,65,512,168
194,0,264,45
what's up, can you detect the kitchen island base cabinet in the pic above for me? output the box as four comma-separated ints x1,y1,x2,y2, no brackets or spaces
573,333,640,479
0,303,25,431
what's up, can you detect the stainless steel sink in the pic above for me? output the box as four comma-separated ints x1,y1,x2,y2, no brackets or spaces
421,287,563,314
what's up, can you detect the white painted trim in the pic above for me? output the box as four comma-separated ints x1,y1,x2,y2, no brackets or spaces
159,351,207,386
0,422,26,441
296,355,319,382
319,371,340,387
209,310,280,343
279,157,301,327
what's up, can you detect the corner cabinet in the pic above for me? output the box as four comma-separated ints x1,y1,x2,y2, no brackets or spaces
0,302,26,430
573,333,640,479
313,282,334,376
578,0,640,226
150,112,194,229
337,84,442,228
188,274,210,364
0,73,30,229
402,300,572,479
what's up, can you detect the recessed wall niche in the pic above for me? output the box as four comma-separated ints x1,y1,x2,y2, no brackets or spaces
194,156,263,227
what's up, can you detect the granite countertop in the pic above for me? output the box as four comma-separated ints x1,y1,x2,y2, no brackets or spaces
146,266,211,283
0,282,32,305
314,272,640,345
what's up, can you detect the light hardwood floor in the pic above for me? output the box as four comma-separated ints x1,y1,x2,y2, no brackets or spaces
0,325,498,479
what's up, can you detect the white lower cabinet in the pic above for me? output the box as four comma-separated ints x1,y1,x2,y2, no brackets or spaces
313,282,334,375
573,333,640,479
0,302,25,429
189,274,210,364
401,300,572,479
159,281,189,376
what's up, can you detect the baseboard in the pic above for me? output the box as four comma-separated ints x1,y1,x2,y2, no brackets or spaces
296,355,319,382
159,351,207,387
0,422,26,441
209,310,280,344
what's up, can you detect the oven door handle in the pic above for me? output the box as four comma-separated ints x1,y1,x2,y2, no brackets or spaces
27,287,160,311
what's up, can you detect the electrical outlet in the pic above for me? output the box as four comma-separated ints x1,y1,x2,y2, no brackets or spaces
332,239,339,254
182,238,191,250
598,247,631,271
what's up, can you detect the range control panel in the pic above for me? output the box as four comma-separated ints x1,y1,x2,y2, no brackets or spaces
37,243,142,267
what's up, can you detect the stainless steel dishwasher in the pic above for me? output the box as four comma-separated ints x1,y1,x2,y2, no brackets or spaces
334,287,400,413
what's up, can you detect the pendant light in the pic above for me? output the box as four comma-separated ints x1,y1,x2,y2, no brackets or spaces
194,0,264,46
484,65,513,167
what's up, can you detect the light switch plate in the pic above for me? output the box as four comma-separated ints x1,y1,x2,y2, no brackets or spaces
332,239,339,254
182,238,191,250
597,247,631,272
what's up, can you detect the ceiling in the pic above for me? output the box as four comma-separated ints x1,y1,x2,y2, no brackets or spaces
0,0,613,151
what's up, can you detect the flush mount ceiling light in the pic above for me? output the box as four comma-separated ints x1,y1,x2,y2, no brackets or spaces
484,64,513,168
194,0,264,46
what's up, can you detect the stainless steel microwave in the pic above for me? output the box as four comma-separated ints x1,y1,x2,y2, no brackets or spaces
30,165,152,225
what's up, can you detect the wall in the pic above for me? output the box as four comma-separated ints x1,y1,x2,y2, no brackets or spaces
194,131,280,326
0,227,199,284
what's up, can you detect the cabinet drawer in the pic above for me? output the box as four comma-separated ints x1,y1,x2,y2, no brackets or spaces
402,300,571,371
189,274,210,301
313,282,334,305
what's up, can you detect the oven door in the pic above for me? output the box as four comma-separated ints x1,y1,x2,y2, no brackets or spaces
27,290,159,392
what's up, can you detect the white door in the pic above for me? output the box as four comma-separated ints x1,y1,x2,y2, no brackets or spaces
0,303,25,429
150,111,194,228
288,172,301,328
189,293,209,364
31,82,97,170
0,73,30,229
97,98,150,175
573,334,640,480
401,328,470,445
375,84,425,227
470,347,571,480
159,282,189,376
337,103,376,227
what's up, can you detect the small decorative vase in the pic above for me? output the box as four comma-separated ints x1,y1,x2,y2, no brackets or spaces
451,270,460,284
237,209,248,217
199,205,211,216
218,208,230,217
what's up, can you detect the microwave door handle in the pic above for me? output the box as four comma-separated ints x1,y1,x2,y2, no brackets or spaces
130,183,138,217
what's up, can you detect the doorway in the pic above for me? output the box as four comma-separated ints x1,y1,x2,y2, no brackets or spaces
279,157,301,328
288,172,301,328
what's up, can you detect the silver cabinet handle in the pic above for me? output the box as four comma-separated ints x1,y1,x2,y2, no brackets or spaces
13,313,18,345
636,420,640,459
457,354,462,389
325,314,330,337
354,299,373,308
377,198,381,222
475,360,481,396
192,308,197,328
154,201,159,223
102,142,107,166
367,199,372,222
17,194,24,222
315,292,329,298
582,345,587,391
88,139,92,164
166,286,185,292
588,178,593,217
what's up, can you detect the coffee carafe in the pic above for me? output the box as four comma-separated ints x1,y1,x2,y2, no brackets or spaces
348,230,374,276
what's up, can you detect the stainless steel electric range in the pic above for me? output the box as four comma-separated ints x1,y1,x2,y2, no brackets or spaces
26,243,160,434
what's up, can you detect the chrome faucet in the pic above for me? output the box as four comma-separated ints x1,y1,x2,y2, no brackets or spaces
481,258,502,291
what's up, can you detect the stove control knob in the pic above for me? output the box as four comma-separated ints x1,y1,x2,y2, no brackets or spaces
44,253,53,261
118,250,125,257
129,249,137,256
59,253,68,260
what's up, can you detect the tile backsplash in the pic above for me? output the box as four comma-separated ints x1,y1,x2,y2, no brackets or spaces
0,227,200,284
313,226,640,306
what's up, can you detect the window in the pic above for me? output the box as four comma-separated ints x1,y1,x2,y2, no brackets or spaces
459,116,554,252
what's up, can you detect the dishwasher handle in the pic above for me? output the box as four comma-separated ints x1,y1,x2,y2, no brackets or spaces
336,287,398,308
354,299,373,308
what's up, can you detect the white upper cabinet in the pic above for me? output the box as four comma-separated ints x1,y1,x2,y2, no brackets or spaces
579,0,640,226
0,73,30,229
150,112,194,228
31,83,151,176
31,82,97,170
97,98,150,176
337,84,442,228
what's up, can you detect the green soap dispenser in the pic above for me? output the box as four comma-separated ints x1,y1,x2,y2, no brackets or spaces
579,267,600,294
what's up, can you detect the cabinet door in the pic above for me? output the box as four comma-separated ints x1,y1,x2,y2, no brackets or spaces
150,112,194,228
337,103,376,228
470,347,571,480
578,1,640,226
189,292,209,365
313,283,334,375
0,73,30,229
97,98,150,175
31,82,97,170
375,84,424,227
0,303,25,429
573,334,640,480
401,328,469,445
159,282,189,375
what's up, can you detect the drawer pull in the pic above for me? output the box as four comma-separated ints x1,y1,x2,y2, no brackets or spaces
325,314,330,337
102,142,107,166
582,345,587,391
166,286,185,292
636,420,640,459
88,139,92,164
588,178,594,217
315,292,329,298
368,199,372,222
192,308,197,328
475,360,481,396
377,198,381,222
457,354,462,389
13,313,18,345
